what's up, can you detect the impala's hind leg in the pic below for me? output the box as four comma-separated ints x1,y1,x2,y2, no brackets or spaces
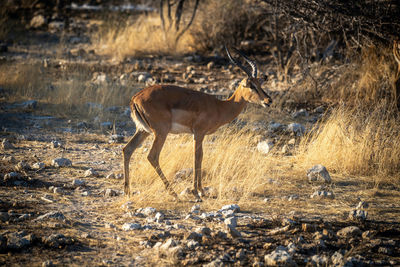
123,130,149,196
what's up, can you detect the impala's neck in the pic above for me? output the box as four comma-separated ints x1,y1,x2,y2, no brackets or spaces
218,87,247,125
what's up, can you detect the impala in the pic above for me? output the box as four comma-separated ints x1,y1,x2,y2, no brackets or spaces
123,47,272,200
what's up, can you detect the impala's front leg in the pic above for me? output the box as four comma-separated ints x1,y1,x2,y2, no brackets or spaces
193,134,205,200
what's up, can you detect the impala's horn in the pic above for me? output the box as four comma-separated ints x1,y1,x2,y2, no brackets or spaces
225,45,253,78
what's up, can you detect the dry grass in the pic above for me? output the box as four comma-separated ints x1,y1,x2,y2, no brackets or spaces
297,104,400,182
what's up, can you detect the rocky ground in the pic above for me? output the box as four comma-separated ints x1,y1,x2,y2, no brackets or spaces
1,3,400,267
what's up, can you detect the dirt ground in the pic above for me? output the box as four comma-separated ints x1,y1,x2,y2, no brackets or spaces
1,4,400,267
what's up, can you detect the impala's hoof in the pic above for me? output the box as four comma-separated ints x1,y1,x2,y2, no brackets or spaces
194,197,203,203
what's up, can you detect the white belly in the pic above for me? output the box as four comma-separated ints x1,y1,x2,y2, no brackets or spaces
170,122,192,134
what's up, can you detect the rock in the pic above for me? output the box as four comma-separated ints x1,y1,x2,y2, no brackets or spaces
196,227,211,236
42,260,54,267
207,61,215,69
287,194,299,201
106,173,116,179
226,224,242,238
137,207,157,216
35,211,66,222
155,212,165,223
268,121,284,133
104,222,116,229
257,140,274,154
180,187,193,197
7,231,31,250
292,109,309,118
2,155,16,163
42,233,72,248
220,204,240,213
264,246,296,266
93,73,109,84
356,201,369,209
0,212,9,222
137,73,152,83
337,226,362,238
310,190,334,199
224,216,237,228
22,100,38,109
51,140,62,148
186,232,202,242
203,186,218,198
15,161,30,171
84,168,99,177
72,179,85,186
30,15,47,28
287,123,305,136
191,204,201,213
186,240,199,249
310,254,328,266
52,158,72,167
104,188,118,197
48,21,64,32
307,165,332,183
348,209,368,221
174,168,193,181
160,238,178,250
331,251,344,265
313,106,325,113
122,223,142,231
1,139,14,149
109,134,124,144
53,187,63,194
32,162,45,170
4,172,21,181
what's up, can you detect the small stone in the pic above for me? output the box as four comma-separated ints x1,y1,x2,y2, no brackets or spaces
106,173,115,179
52,158,72,167
137,73,152,83
42,233,72,248
307,164,332,183
84,168,99,177
122,222,142,231
105,222,116,229
1,139,14,149
349,209,368,221
21,100,38,110
264,247,295,266
186,240,199,249
30,15,47,28
174,168,193,181
7,232,31,250
51,140,62,148
109,134,124,144
0,212,9,222
35,211,65,222
191,204,200,212
72,179,85,186
53,187,63,194
32,162,45,170
310,190,334,199
226,224,242,238
356,201,369,209
310,254,328,266
137,207,156,216
224,216,237,228
104,189,118,197
196,227,211,236
15,161,30,171
257,140,274,154
337,226,362,238
155,212,165,223
287,123,305,136
292,109,309,118
4,172,21,181
42,260,54,267
220,204,240,213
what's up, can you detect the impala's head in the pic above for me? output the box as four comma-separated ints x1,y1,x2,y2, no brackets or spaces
226,46,272,107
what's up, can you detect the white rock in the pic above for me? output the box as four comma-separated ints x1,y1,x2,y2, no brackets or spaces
292,109,309,118
104,188,118,197
35,211,65,222
186,240,199,249
137,207,156,216
52,158,72,167
84,168,99,177
264,246,295,266
32,162,45,170
307,164,332,183
30,15,47,28
310,254,328,266
1,139,14,149
349,209,368,221
191,204,200,212
122,223,142,231
155,212,165,223
268,122,283,132
160,238,178,250
224,216,237,228
257,140,274,154
93,73,109,84
287,123,305,136
51,140,62,148
310,190,334,199
72,179,85,186
220,204,240,213
337,226,362,238
137,73,152,83
106,173,115,179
